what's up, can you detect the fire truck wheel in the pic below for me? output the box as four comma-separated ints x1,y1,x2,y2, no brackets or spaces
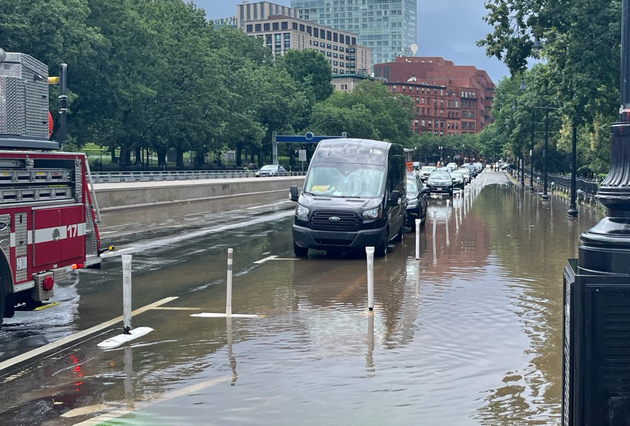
24,297,42,310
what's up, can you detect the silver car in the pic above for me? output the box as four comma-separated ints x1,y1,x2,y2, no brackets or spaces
255,164,287,177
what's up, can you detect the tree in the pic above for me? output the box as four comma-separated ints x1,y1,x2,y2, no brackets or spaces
280,50,333,103
310,81,415,146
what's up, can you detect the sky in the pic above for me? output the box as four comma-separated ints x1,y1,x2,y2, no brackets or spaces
198,0,511,84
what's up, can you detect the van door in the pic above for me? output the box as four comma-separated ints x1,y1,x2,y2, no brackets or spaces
386,162,405,239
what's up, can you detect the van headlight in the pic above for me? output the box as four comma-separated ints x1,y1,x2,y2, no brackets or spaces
362,207,381,220
296,205,309,221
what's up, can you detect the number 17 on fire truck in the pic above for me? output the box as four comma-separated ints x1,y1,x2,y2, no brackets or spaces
0,48,110,325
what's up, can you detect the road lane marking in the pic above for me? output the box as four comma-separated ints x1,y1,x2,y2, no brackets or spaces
69,376,232,425
191,313,262,318
0,297,178,374
254,255,277,264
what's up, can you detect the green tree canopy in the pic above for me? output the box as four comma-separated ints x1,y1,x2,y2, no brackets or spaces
310,81,415,146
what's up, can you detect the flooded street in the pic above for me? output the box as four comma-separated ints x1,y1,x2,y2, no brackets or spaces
0,174,603,425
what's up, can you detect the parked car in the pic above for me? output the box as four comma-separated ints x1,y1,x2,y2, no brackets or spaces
255,164,287,177
426,171,453,195
446,162,458,171
405,172,428,231
419,166,436,181
456,167,472,185
450,171,465,189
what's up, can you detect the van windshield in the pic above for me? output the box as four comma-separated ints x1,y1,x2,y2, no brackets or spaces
304,164,385,198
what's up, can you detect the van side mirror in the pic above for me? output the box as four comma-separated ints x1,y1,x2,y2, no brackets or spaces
389,190,401,205
290,185,299,202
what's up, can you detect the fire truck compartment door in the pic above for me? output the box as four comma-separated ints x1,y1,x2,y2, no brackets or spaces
33,204,86,267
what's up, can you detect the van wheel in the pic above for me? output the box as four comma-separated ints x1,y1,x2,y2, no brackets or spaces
0,287,4,327
374,233,387,257
293,242,308,258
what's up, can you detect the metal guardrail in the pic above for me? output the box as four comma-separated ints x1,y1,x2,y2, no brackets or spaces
518,170,599,197
90,170,306,183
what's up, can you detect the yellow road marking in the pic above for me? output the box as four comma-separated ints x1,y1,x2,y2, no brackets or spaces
34,302,60,311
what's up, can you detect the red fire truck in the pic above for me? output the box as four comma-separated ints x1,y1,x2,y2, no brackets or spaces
0,49,105,325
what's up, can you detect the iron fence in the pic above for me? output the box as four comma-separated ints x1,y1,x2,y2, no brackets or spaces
90,170,307,183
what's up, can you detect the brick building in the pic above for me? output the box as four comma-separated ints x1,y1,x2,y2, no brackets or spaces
374,57,494,136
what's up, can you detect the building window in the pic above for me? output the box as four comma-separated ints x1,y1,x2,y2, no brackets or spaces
333,33,338,42
281,21,288,30
333,68,338,73
284,33,291,49
272,22,279,31
314,41,319,47
264,23,270,31
327,51,331,57
299,24,305,32
292,22,298,30
307,26,312,35
340,47,344,52
333,45,338,51
246,24,253,32
327,44,332,49
333,53,338,58
340,54,344,59
255,24,262,32
314,28,319,37
327,31,332,40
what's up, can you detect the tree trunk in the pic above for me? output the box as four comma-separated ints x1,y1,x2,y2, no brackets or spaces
156,149,167,168
176,148,184,168
236,142,242,167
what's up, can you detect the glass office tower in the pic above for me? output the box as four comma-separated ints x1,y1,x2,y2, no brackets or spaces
291,0,417,66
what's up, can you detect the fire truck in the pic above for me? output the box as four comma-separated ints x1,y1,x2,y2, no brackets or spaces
0,49,105,325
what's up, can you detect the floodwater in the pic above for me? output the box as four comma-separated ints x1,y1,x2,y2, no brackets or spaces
0,173,603,425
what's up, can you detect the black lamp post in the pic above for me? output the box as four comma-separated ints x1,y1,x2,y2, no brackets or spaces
579,0,630,273
563,4,630,423
529,109,535,191
567,124,578,216
541,109,550,200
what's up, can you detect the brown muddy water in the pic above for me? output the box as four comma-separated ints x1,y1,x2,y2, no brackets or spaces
0,180,602,425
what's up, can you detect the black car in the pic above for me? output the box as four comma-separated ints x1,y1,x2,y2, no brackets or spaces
426,171,453,195
405,172,427,231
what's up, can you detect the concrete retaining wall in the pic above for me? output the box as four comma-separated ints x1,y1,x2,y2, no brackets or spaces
93,177,304,211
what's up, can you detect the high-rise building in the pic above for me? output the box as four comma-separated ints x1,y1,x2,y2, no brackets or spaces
235,2,371,75
374,57,495,136
291,0,417,67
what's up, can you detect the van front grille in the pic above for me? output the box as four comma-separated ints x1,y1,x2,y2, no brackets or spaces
311,211,359,231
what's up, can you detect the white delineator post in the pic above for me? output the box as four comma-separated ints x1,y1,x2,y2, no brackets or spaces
226,248,233,316
122,254,132,334
366,246,375,310
415,219,421,259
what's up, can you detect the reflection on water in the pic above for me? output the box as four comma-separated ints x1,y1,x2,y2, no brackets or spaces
0,182,603,425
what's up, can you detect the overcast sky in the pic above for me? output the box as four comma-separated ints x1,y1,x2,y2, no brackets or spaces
198,0,510,84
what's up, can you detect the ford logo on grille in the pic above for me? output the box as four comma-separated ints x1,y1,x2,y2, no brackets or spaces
328,216,341,222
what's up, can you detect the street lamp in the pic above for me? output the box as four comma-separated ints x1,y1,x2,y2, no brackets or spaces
579,0,630,274
519,79,558,199
567,124,579,216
